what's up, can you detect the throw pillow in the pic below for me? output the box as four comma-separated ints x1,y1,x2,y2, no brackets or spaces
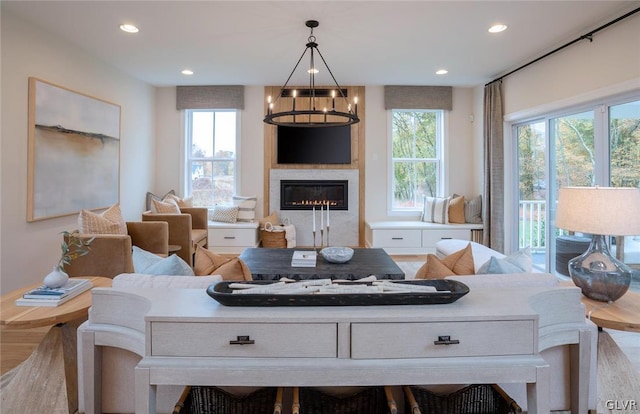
415,243,475,279
146,190,175,211
210,205,240,223
464,195,483,224
422,196,451,224
477,247,532,274
78,203,127,235
259,212,279,229
164,193,193,208
232,195,258,222
132,246,194,276
151,197,181,214
193,246,252,281
448,195,465,224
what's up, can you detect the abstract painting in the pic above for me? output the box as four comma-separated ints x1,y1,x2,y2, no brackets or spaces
27,78,120,221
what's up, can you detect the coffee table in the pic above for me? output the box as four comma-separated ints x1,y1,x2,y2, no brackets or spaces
239,247,404,280
0,276,112,414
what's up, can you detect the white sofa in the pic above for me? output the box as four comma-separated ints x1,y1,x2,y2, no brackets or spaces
436,239,597,412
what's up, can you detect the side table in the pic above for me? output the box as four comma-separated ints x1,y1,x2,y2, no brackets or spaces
0,276,112,414
580,289,640,332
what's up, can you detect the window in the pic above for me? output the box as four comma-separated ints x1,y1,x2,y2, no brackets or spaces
185,109,238,207
512,95,640,272
390,110,443,211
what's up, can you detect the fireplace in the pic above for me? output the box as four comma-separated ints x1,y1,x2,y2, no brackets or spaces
280,180,348,210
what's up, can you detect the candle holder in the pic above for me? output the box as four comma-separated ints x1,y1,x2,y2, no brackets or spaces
326,226,330,248
312,230,317,252
320,229,324,250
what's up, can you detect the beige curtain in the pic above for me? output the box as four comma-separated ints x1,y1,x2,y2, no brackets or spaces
483,81,504,252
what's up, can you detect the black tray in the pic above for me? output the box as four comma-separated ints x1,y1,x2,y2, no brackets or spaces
206,279,469,307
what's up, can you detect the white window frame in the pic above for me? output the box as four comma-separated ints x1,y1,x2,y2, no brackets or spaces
183,109,241,208
387,109,445,216
508,90,640,270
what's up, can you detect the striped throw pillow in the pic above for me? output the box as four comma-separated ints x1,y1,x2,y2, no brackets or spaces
232,195,257,222
464,195,483,223
78,203,127,235
422,196,451,224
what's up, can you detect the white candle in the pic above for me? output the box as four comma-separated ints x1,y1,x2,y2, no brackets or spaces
320,204,324,230
313,206,316,232
327,201,330,226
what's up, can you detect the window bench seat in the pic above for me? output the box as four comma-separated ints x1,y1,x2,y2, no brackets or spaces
365,221,483,255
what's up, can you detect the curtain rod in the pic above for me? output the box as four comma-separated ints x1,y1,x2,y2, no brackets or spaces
486,6,640,86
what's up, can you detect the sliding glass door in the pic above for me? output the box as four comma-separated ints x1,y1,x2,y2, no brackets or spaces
513,96,639,275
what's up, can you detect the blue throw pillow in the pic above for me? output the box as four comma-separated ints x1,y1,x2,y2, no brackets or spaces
477,247,532,274
132,246,194,276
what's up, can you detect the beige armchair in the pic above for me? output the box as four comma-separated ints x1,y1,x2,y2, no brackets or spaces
64,221,169,279
142,207,208,266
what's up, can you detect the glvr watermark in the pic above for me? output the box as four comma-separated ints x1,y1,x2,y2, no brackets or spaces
605,400,638,411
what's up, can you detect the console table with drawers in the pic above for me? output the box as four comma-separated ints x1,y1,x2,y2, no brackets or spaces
78,284,594,414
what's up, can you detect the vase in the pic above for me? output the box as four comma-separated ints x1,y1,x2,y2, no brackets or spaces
43,266,69,288
568,234,632,302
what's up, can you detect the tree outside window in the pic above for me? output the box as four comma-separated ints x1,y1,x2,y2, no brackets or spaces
391,110,442,210
186,110,237,207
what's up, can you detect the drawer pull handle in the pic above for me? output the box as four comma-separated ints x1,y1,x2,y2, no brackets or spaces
224,236,236,239
434,335,460,345
391,237,404,240
230,335,255,345
440,237,452,240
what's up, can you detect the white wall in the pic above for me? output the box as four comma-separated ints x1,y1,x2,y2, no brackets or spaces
154,85,265,218
364,86,479,222
154,84,480,226
1,11,156,294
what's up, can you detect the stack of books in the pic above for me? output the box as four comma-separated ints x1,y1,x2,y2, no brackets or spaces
291,251,317,267
15,278,93,307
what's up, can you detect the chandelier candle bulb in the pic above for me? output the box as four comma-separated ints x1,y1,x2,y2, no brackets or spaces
354,97,358,115
263,20,359,127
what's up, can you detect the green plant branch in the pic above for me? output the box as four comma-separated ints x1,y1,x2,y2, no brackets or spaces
58,231,94,272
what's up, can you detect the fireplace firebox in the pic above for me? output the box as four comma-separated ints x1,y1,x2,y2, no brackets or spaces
280,180,348,210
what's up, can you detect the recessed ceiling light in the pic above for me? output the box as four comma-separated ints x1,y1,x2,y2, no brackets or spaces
488,24,507,33
119,24,139,33
181,69,194,75
436,69,448,75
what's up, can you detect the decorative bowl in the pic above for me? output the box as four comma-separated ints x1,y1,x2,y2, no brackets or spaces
320,247,354,264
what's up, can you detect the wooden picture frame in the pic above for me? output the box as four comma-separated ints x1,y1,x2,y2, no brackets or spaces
27,78,120,222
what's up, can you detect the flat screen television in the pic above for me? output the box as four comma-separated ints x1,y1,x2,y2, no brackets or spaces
277,125,351,164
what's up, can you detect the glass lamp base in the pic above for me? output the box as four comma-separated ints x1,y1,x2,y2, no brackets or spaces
568,234,631,302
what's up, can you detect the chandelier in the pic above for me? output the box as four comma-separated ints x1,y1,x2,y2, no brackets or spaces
264,20,359,127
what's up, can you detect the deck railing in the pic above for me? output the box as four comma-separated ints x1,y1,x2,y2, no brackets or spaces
519,200,546,253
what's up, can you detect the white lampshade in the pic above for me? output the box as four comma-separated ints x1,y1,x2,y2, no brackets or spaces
556,186,640,236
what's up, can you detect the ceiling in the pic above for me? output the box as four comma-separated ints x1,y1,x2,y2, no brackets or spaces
3,1,638,88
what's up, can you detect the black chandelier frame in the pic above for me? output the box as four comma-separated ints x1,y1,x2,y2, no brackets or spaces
263,20,360,128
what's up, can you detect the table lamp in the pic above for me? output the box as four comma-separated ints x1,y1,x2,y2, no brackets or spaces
555,186,640,302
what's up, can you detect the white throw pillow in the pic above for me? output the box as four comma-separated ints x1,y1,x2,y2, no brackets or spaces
210,205,239,223
232,195,257,222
